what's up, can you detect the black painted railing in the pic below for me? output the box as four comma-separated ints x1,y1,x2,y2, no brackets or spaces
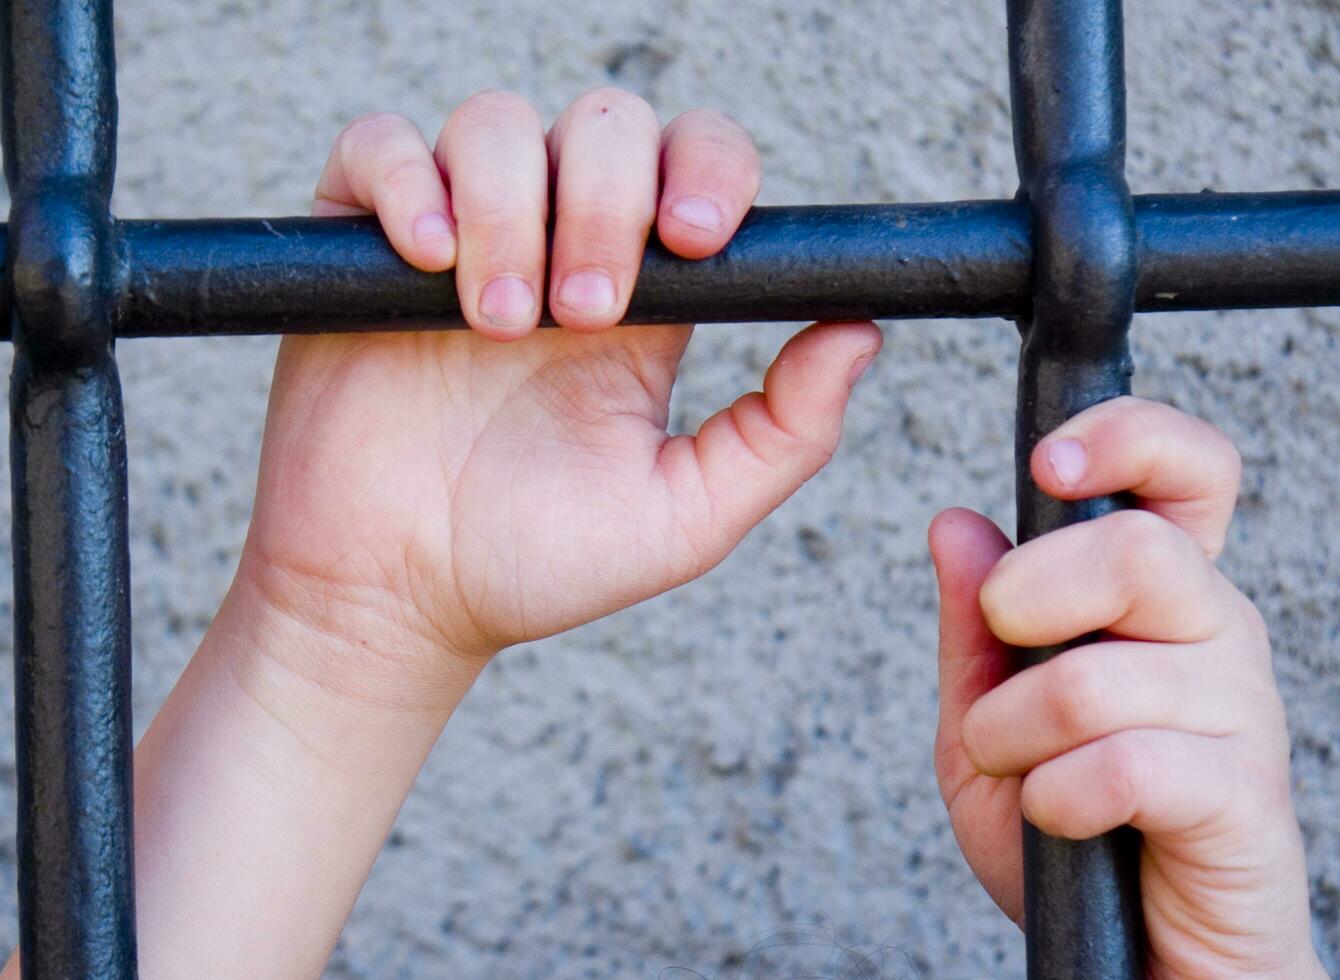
1,1,1336,978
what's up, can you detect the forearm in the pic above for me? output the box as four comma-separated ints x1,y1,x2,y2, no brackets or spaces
4,569,485,980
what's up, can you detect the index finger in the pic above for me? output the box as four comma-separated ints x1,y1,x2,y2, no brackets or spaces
1030,396,1243,559
314,112,457,272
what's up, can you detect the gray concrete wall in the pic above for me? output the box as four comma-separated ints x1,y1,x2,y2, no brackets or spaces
0,0,1336,976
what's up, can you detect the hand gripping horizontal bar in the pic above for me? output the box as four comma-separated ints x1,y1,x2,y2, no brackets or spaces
1,190,1337,339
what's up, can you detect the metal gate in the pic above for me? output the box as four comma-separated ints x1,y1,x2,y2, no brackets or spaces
1,0,1336,976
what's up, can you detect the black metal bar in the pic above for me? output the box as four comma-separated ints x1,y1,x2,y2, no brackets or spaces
114,202,1029,334
0,190,1337,338
1134,192,1340,312
1008,0,1144,977
1,0,138,977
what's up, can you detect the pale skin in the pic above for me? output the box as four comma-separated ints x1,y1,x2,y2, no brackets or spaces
931,398,1326,978
0,87,1324,978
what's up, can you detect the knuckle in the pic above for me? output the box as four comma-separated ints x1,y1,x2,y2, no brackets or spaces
1063,393,1136,435
1098,733,1148,817
1180,410,1243,498
958,710,983,765
976,587,1007,640
1250,758,1294,819
557,192,657,237
698,137,763,185
665,111,762,180
1202,529,1229,563
452,196,541,237
703,125,762,166
671,106,751,137
958,704,994,770
730,394,810,470
1112,394,1157,424
977,551,1021,637
375,154,434,194
1021,769,1076,837
446,89,542,139
337,113,415,172
337,111,415,160
1080,397,1159,469
725,397,777,466
569,86,658,130
1044,652,1109,741
667,107,755,149
1215,431,1244,496
1018,773,1051,829
778,434,838,481
1234,594,1272,651
1108,508,1184,582
807,430,841,471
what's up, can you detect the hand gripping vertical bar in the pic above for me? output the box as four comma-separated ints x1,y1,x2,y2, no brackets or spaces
1,0,139,975
1006,0,1144,976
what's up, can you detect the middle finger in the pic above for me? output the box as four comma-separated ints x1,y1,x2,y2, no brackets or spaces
961,634,1269,778
979,508,1236,646
545,87,661,331
436,91,549,340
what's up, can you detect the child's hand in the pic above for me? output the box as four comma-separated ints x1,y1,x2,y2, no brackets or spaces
241,89,881,706
930,397,1324,978
90,90,879,979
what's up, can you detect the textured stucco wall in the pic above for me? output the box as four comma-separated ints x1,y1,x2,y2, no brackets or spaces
0,1,1337,976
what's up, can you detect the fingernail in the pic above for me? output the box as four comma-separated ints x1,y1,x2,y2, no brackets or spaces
669,196,724,232
847,352,876,386
557,269,616,316
413,211,453,243
479,274,536,328
1047,438,1087,487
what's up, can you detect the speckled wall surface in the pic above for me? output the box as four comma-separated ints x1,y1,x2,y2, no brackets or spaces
0,1,1336,977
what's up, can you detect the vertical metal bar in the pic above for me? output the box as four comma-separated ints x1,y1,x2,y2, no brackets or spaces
1,0,138,976
1006,0,1144,977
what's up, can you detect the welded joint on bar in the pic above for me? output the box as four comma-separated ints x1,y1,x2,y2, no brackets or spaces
6,178,123,370
1006,0,1136,364
1021,161,1136,362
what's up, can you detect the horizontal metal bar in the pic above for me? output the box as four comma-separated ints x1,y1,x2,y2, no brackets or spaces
0,191,1337,339
1135,192,1340,312
112,201,1030,335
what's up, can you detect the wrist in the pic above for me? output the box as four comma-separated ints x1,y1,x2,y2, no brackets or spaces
125,560,488,978
228,544,496,724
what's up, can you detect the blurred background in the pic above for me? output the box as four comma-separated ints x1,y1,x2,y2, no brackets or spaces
0,0,1336,976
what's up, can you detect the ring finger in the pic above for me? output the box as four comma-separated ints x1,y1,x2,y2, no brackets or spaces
960,632,1273,778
